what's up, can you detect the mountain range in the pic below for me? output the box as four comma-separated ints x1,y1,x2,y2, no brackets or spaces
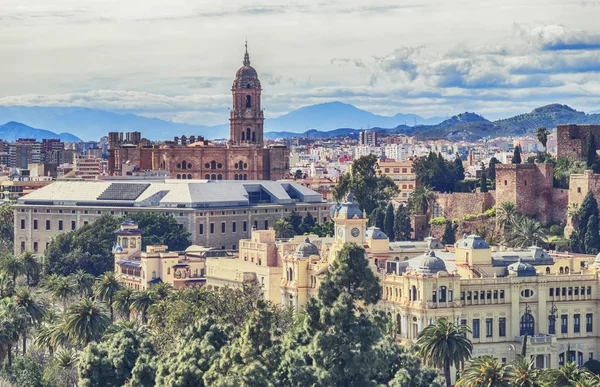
1,102,599,142
0,121,81,142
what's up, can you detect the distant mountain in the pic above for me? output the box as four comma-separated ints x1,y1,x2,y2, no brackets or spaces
265,101,443,132
0,106,229,141
0,121,81,142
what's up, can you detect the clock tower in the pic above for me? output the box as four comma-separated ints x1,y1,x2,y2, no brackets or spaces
332,193,368,246
230,41,264,146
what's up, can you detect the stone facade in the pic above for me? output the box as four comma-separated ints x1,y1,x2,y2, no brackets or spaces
557,124,600,159
107,45,289,180
432,191,495,220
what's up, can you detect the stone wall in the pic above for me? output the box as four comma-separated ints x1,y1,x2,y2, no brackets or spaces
433,191,496,221
410,215,428,240
557,124,600,159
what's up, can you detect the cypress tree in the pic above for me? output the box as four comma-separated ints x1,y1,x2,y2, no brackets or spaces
454,156,465,181
480,172,488,193
441,221,456,245
587,134,598,168
488,157,500,180
579,191,599,246
584,214,600,255
368,207,385,229
512,145,522,164
383,202,395,241
393,204,412,241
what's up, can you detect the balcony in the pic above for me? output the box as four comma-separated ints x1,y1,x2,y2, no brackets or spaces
513,334,554,344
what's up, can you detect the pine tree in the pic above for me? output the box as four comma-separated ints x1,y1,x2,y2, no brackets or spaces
480,172,488,192
393,204,412,241
584,214,600,255
488,157,500,181
441,222,456,245
512,145,522,164
578,191,599,250
383,202,395,241
454,156,465,181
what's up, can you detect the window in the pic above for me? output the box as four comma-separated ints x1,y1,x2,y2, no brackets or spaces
20,219,25,229
264,220,269,229
71,221,76,230
439,286,447,302
254,220,258,229
467,291,472,300
574,314,581,333
210,223,215,234
152,271,156,279
588,286,592,295
499,317,506,337
550,288,554,297
58,220,63,231
500,290,505,298
549,315,557,334
33,242,38,253
46,220,51,231
486,318,493,337
561,315,568,334
199,224,204,235
473,319,480,338
20,241,25,253
587,314,593,332
221,222,226,233
167,268,170,275
232,222,237,232
243,221,247,232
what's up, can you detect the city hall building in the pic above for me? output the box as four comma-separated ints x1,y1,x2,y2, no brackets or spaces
13,179,331,255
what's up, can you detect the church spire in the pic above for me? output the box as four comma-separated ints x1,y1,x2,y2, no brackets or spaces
243,39,250,66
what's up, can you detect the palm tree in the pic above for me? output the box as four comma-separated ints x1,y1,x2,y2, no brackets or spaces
150,282,173,301
63,297,110,345
46,275,76,312
273,219,296,238
506,216,547,248
409,185,436,217
567,203,581,229
1,254,24,283
70,269,95,297
94,272,123,321
456,355,511,387
0,272,15,298
130,290,154,324
497,201,517,230
508,357,540,387
542,361,593,386
19,251,41,286
35,317,70,356
536,127,550,151
0,298,27,367
113,287,134,321
14,287,46,354
417,318,473,387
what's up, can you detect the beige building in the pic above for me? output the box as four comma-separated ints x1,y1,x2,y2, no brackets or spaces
376,159,416,202
1,178,53,201
13,179,330,255
207,193,600,372
74,155,107,180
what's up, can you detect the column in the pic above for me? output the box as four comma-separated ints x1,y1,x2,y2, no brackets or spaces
418,316,424,333
280,291,285,307
538,284,547,334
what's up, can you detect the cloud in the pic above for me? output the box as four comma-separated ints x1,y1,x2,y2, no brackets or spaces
514,23,600,50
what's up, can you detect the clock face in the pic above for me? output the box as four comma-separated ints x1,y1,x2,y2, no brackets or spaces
337,227,344,237
351,227,360,237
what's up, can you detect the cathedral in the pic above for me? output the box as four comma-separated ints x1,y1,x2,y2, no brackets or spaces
107,44,290,180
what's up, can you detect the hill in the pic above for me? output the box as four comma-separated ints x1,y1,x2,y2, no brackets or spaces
0,121,81,142
265,101,443,132
0,106,229,141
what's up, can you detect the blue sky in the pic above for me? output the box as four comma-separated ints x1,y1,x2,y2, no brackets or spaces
0,0,599,125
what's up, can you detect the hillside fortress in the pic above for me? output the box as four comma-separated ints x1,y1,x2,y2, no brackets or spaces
107,43,289,180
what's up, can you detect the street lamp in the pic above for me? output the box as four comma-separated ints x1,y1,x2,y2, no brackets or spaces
549,301,558,335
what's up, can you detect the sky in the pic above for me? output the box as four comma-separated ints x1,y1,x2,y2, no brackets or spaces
1,0,600,125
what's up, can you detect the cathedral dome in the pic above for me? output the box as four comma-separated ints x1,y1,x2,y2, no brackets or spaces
294,237,319,259
233,43,261,89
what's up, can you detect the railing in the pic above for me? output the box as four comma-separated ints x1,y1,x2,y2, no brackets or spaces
514,334,552,344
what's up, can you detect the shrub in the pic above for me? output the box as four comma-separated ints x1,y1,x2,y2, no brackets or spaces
429,217,448,226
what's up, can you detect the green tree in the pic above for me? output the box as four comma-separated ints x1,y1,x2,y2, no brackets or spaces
505,215,547,248
131,290,155,324
294,169,303,180
94,272,123,321
542,361,594,386
284,210,303,234
383,202,395,240
369,206,385,229
584,214,600,254
0,297,27,367
113,287,134,321
507,357,540,387
536,127,550,150
333,154,399,215
497,201,517,231
456,355,511,387
0,203,14,242
488,157,501,181
441,221,456,245
14,288,46,354
4,353,45,387
19,251,41,286
417,318,473,387
273,219,295,238
44,275,76,312
300,212,316,234
63,297,110,346
70,269,96,297
577,191,599,252
408,185,436,216
2,254,24,283
587,133,598,168
310,220,334,237
512,144,522,164
393,204,412,241
480,172,488,192
126,212,192,251
454,155,465,181
0,271,15,298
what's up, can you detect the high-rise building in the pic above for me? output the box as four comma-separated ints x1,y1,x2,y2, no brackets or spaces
359,130,378,146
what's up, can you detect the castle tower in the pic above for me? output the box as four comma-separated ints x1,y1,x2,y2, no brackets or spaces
230,41,264,146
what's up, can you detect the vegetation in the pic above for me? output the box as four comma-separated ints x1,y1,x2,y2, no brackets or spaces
333,154,399,215
512,144,522,164
569,191,600,254
393,204,412,241
441,221,456,245
553,157,586,189
273,210,333,238
496,202,547,248
413,152,466,192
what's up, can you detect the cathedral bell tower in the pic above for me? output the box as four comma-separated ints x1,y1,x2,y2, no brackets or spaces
230,41,264,146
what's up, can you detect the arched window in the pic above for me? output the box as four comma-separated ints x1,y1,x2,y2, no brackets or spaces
243,174,248,180
246,128,251,140
188,174,192,179
122,238,128,248
205,163,210,168
560,267,564,274
246,95,252,108
217,163,222,169
520,312,535,336
288,267,293,281
182,174,187,179
130,238,136,248
176,163,181,169
205,174,210,179
565,267,569,274
252,132,256,142
211,174,216,180
176,174,181,179
439,286,447,302
217,174,222,180
396,314,402,334
546,267,551,274
411,285,417,301
241,132,245,141
239,161,244,170
211,161,216,169
247,83,251,89
234,174,238,180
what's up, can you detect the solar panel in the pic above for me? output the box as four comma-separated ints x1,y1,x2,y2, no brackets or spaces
97,183,150,201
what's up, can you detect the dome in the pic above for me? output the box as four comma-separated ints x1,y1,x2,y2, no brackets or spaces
233,44,261,89
508,258,537,277
294,237,319,259
417,251,447,275
366,226,388,240
121,219,138,226
457,234,489,249
337,192,364,219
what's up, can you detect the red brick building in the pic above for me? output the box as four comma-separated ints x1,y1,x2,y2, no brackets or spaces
557,124,600,159
107,44,289,180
